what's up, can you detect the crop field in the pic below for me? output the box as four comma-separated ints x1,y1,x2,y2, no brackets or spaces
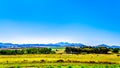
0,54,119,68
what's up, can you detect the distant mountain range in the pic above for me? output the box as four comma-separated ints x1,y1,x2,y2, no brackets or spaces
0,42,120,48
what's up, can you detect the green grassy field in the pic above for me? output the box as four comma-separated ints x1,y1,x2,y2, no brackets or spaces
0,63,120,68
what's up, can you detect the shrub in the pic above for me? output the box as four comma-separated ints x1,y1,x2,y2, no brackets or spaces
57,59,64,62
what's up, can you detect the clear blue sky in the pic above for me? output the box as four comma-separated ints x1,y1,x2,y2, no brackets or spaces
0,0,120,45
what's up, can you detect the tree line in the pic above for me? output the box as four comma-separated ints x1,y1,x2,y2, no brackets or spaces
65,46,120,54
0,47,119,55
0,48,55,55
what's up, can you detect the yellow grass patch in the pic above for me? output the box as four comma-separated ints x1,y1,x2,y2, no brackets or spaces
0,54,119,64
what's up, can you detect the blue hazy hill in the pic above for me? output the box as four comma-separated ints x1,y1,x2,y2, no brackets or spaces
0,42,120,49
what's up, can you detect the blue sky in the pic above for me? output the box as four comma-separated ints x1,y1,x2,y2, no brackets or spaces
0,0,120,45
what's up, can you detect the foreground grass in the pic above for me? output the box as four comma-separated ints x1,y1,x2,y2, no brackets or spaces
0,63,120,68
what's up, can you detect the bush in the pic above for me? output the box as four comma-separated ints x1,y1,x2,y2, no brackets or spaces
57,59,64,62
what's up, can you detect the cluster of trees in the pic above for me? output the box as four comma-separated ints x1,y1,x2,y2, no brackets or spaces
65,47,120,54
112,48,120,53
0,48,55,55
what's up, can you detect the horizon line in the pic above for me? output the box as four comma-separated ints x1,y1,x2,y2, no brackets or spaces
0,42,119,46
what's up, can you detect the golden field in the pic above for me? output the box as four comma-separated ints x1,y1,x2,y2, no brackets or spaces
0,54,119,64
0,48,119,68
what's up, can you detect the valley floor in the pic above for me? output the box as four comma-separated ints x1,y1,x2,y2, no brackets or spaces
0,54,119,68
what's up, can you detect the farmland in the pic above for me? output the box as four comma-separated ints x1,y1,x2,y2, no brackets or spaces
0,54,119,68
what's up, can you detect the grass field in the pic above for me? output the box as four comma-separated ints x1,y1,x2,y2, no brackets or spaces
0,54,120,68
0,48,119,68
0,63,120,68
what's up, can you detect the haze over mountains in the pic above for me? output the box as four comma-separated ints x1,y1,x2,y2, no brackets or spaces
0,42,120,49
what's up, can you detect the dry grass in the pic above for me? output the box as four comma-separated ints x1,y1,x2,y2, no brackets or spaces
0,54,119,64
